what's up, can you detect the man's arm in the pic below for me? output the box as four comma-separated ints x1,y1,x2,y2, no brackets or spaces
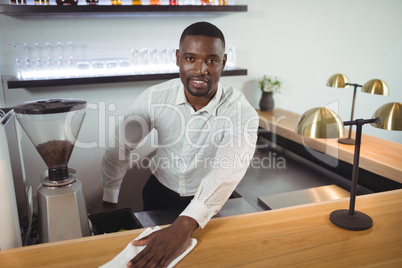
101,90,153,203
180,108,259,228
127,216,198,268
125,107,258,267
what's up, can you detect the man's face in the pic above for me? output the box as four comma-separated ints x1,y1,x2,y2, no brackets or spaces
176,35,227,98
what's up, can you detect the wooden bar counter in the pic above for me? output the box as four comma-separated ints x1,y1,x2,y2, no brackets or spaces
257,108,402,184
1,189,401,267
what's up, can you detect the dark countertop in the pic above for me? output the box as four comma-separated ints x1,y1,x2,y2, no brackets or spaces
134,197,257,228
234,138,371,212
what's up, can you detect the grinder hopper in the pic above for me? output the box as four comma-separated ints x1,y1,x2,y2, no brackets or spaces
14,99,90,243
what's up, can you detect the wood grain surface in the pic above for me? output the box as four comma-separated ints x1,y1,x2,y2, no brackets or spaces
1,189,401,268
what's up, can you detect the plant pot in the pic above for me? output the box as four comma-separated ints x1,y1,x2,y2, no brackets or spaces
259,92,275,111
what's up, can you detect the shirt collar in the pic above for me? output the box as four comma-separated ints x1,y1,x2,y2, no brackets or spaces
175,83,187,106
175,83,222,116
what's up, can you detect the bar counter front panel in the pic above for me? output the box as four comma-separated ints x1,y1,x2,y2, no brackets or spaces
0,189,401,267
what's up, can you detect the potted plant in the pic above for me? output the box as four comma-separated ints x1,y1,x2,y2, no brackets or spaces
258,75,282,111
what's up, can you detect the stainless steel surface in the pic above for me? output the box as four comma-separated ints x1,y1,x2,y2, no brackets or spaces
37,179,90,243
0,110,23,249
1,111,31,229
214,197,257,217
235,140,372,212
258,184,350,210
134,197,257,228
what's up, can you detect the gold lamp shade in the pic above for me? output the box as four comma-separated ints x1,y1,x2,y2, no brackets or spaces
371,102,402,130
326,74,350,88
362,79,389,96
295,107,345,139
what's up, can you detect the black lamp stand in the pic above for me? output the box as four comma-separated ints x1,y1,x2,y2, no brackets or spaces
338,83,362,145
330,117,379,231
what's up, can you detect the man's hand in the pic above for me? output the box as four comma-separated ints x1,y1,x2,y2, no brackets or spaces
127,216,198,268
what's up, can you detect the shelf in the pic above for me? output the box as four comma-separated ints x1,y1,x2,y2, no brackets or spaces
0,4,247,17
7,68,247,88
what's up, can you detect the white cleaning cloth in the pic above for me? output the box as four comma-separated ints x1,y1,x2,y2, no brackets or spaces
99,226,197,268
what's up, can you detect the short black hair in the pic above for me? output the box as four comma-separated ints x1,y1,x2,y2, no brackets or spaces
179,21,226,50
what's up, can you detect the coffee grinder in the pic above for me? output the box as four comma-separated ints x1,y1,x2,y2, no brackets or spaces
14,99,90,243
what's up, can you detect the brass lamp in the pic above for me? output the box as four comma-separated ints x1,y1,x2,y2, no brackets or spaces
326,74,389,145
295,102,401,231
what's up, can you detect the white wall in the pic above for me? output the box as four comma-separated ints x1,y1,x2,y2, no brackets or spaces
1,0,401,211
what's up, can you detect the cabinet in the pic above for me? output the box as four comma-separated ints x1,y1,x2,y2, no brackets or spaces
1,4,248,89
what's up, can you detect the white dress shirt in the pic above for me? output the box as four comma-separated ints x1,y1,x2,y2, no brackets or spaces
101,78,258,228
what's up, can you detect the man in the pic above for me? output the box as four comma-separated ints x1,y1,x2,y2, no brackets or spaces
101,21,258,267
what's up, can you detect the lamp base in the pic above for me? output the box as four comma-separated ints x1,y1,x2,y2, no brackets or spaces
330,209,373,231
338,138,355,145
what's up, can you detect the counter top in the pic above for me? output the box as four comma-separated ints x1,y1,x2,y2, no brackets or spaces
1,189,401,267
257,108,402,184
